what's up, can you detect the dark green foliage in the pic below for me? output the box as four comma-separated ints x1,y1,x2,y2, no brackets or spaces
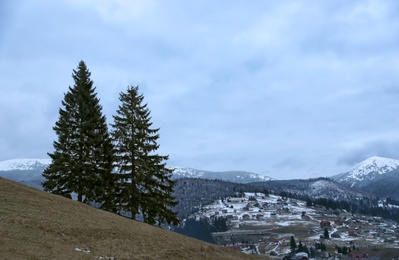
43,61,114,209
290,235,296,253
213,217,227,232
294,240,310,255
174,217,227,244
336,245,351,255
297,240,303,252
174,218,215,243
315,242,326,251
324,228,330,239
111,85,178,225
172,178,263,219
309,247,316,258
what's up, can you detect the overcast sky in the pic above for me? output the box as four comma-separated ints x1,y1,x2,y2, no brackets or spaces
2,0,399,179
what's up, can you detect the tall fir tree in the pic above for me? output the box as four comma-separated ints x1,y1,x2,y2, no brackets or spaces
111,85,179,225
324,228,330,239
43,61,115,210
290,235,297,253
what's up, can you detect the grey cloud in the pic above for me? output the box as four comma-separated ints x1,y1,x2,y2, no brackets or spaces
337,140,399,166
2,0,399,180
272,157,306,170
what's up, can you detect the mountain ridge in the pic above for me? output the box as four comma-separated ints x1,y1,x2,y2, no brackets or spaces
0,159,274,186
331,156,399,200
331,156,399,188
3,156,399,200
0,158,51,171
172,166,274,183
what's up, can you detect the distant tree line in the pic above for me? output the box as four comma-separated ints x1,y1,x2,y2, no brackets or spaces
42,61,178,225
335,244,356,255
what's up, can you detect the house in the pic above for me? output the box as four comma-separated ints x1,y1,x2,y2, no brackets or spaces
242,214,250,220
276,207,290,214
376,225,386,233
348,230,358,237
228,198,244,204
256,214,264,220
320,220,331,228
347,253,369,259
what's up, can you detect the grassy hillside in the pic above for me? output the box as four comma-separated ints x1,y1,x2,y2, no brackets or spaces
0,177,258,260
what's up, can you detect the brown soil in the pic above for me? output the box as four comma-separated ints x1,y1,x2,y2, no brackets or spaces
0,177,261,260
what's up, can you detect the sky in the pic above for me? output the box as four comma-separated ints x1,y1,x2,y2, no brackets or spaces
2,0,399,180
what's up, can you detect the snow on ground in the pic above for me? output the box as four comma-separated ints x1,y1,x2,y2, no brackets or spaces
198,193,317,226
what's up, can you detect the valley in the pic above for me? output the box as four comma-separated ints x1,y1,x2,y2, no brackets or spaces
190,192,399,259
3,157,399,259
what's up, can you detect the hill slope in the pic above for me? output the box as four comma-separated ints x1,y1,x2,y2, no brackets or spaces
0,177,254,260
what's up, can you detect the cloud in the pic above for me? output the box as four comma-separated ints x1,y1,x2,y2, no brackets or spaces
0,90,55,160
338,139,399,166
2,0,399,180
272,157,306,170
66,0,158,24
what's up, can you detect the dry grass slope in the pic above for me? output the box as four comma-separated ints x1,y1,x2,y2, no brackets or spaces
0,177,258,260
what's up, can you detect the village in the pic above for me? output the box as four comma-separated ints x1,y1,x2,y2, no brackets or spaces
190,192,399,259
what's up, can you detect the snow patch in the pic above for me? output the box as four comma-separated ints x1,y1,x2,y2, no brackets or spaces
172,167,205,177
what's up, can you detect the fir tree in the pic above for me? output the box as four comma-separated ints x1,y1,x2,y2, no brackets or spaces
324,228,330,239
297,240,303,252
43,61,114,210
111,85,179,225
290,235,297,253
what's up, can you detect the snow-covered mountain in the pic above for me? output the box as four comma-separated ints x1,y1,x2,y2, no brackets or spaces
0,159,51,189
0,159,51,172
331,156,399,188
171,167,274,183
0,159,273,190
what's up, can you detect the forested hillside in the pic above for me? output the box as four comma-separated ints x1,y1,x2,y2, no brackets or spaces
173,178,266,218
